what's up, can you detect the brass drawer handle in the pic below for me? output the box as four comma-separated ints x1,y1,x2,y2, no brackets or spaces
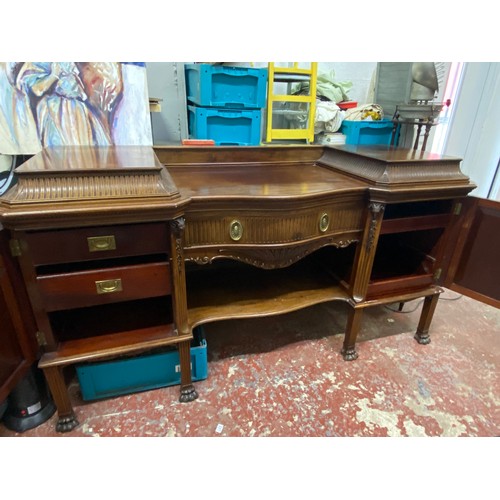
88,235,116,252
229,220,243,241
319,213,330,232
95,278,123,294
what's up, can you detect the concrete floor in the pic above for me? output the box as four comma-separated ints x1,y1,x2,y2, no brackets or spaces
1,289,499,438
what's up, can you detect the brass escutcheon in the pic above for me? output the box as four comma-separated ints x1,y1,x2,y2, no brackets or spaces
229,220,243,241
95,278,123,294
88,235,116,252
319,213,330,232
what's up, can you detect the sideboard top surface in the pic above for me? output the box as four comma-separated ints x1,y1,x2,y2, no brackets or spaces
0,145,476,230
167,162,366,200
0,146,183,230
16,146,165,173
330,144,463,163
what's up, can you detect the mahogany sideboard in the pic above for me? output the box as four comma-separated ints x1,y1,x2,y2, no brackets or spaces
1,144,498,432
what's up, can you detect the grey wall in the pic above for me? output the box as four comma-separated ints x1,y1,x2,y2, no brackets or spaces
145,62,378,144
146,62,189,144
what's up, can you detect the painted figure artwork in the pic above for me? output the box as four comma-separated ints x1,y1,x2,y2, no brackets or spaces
0,62,152,155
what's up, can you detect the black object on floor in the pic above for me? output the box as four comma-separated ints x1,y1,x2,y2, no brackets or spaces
0,399,7,421
2,366,56,432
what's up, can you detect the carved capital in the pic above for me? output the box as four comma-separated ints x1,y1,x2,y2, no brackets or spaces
170,216,185,237
170,217,186,274
366,202,385,251
369,202,385,214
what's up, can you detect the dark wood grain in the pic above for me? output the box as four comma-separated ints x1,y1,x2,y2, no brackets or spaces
443,197,500,308
185,258,351,329
37,261,171,311
2,144,497,432
39,323,182,367
0,230,38,402
24,222,169,266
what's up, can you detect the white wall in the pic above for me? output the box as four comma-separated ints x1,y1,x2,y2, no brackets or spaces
317,62,377,105
443,62,500,199
260,62,377,104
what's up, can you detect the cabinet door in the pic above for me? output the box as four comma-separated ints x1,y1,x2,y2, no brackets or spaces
0,230,38,402
441,197,500,308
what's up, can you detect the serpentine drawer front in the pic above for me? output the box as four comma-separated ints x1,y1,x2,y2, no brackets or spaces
184,203,364,247
36,262,171,311
23,222,169,266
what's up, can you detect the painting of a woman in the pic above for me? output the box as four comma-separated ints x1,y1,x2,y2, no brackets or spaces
0,62,152,155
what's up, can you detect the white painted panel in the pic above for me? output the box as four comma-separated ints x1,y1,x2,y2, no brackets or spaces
443,62,500,199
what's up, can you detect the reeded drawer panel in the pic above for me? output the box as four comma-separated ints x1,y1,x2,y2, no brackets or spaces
37,262,171,312
24,222,169,266
184,202,364,247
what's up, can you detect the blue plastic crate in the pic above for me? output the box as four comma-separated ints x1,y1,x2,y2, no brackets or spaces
76,329,208,401
188,105,262,146
340,119,395,146
185,64,268,109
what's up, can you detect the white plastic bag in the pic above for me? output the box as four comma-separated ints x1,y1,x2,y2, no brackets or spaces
314,101,344,134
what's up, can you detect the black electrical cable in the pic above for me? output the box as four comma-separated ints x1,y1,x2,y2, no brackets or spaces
384,290,463,314
440,293,463,301
384,300,423,314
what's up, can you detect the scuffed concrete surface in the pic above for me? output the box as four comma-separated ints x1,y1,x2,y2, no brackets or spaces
1,290,498,437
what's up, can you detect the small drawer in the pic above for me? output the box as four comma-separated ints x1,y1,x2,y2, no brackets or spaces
24,222,169,266
185,204,364,247
37,262,171,312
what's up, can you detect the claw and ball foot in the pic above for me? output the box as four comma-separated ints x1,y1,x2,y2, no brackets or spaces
56,414,79,433
341,347,359,361
179,385,198,403
414,332,431,345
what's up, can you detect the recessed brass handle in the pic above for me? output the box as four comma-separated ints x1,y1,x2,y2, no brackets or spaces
319,213,330,232
95,278,123,294
229,220,243,241
88,235,116,252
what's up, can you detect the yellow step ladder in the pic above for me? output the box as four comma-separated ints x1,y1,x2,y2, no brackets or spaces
265,62,318,143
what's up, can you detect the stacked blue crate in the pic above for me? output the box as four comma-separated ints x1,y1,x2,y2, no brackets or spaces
185,64,268,146
340,119,395,146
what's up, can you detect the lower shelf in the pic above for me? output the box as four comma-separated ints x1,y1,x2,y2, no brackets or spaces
186,257,350,328
39,323,183,368
367,273,434,299
40,296,182,367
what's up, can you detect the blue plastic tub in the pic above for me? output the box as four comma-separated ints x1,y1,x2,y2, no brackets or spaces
187,105,262,146
185,64,268,109
340,119,395,146
76,328,208,401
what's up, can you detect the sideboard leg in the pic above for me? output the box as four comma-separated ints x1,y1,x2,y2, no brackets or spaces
414,293,440,345
178,340,198,403
42,366,79,432
342,306,364,361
